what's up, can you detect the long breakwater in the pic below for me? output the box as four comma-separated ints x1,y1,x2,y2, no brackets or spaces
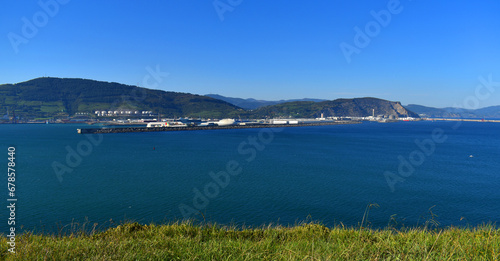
77,121,359,134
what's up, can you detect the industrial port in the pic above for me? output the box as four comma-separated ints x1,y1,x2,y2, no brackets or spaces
77,118,360,134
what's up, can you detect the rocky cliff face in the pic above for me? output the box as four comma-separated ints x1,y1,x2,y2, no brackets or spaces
392,102,415,116
318,98,419,118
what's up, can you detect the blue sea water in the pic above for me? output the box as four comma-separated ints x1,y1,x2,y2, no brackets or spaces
1,121,499,234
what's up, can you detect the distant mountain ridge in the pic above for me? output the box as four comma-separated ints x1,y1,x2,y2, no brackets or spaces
206,94,326,110
405,104,500,119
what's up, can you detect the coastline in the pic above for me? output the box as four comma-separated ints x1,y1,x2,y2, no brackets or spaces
425,118,500,123
77,121,361,134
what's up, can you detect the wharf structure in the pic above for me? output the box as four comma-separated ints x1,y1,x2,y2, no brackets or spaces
77,120,359,134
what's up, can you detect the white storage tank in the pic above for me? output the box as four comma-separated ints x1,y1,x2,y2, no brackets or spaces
217,119,236,126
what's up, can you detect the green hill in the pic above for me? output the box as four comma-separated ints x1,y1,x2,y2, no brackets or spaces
0,77,242,119
249,97,419,118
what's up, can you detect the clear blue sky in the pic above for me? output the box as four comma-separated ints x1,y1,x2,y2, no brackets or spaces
1,0,500,108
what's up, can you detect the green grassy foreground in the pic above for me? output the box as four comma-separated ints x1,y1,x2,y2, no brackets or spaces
1,222,499,260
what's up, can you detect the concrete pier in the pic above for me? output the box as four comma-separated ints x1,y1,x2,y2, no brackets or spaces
77,121,359,134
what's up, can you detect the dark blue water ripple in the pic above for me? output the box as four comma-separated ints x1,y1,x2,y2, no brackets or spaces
1,121,499,233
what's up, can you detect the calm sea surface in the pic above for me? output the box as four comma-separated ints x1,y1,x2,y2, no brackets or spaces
1,121,499,233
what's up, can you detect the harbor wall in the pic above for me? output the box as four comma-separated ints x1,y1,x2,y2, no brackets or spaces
77,121,359,134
